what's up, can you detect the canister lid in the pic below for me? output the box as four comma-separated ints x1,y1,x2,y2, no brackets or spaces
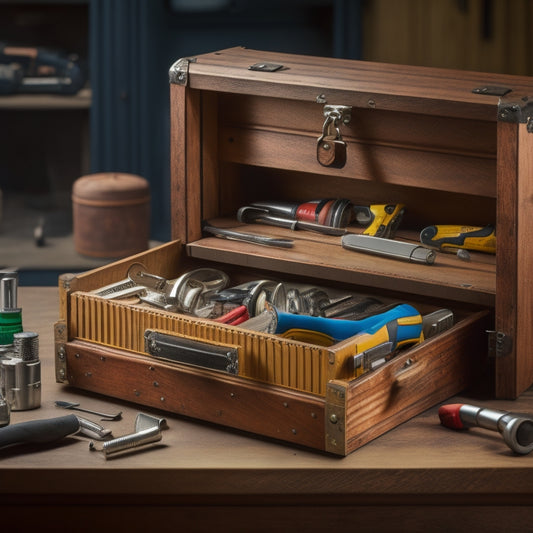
72,173,150,203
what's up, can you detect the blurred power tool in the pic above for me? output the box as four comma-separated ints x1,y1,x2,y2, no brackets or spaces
420,224,496,254
0,42,85,95
439,403,533,455
241,199,405,238
242,302,423,346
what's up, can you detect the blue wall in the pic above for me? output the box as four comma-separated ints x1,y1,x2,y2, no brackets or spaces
89,0,362,241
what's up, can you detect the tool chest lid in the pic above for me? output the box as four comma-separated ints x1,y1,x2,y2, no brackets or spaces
170,47,533,121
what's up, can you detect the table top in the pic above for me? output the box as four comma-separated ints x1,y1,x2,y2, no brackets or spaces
3,287,533,504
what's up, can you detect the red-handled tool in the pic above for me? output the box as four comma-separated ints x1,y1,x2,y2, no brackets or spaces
438,403,533,455
214,305,250,326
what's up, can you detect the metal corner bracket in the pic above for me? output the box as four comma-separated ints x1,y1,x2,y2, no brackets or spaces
498,95,533,133
169,57,197,86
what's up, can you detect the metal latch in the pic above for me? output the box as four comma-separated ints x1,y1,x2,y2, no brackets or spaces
487,330,513,358
316,105,352,168
169,57,197,86
472,86,512,97
248,62,284,72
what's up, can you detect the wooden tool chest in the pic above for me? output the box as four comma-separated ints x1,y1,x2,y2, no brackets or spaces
55,47,533,455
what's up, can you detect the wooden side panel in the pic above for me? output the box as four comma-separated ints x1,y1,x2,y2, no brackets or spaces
170,85,202,243
516,124,533,395
495,122,519,398
170,83,187,243
64,340,326,451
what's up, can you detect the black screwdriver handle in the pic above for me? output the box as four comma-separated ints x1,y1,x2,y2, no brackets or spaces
0,414,80,449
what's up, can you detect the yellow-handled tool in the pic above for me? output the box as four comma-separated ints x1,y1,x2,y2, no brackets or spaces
420,224,496,254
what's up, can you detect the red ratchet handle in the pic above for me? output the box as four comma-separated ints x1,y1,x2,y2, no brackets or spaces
214,305,249,325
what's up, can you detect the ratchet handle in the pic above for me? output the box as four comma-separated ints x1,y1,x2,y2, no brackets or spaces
0,414,80,449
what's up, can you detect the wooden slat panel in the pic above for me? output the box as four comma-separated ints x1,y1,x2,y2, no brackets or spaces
220,127,496,197
219,93,497,157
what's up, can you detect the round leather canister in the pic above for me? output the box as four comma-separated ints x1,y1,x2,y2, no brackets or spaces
72,172,150,258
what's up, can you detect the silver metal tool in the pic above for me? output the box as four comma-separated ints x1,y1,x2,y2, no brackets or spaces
127,263,168,291
422,309,454,339
202,223,294,248
92,279,139,299
341,234,436,265
89,412,167,458
55,400,122,421
1,331,41,411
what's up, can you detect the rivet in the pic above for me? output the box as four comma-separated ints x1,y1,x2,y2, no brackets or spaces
367,99,376,108
134,390,140,397
160,397,165,402
153,381,159,387
330,414,338,424
311,412,317,419
100,356,106,361
75,353,80,358
283,402,289,408
292,428,297,434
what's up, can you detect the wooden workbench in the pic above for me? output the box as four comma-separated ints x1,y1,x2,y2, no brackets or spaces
2,287,533,532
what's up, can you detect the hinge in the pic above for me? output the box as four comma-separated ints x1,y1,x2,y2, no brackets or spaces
487,330,513,358
472,86,512,97
498,95,533,133
169,57,197,86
